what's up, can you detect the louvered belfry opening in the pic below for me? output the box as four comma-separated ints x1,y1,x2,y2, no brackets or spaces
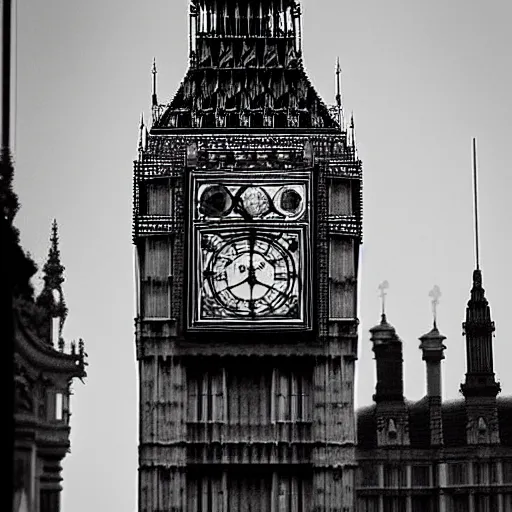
134,0,363,510
190,0,302,73
191,0,300,38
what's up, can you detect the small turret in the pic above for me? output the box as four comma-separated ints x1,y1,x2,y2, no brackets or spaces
370,314,404,403
419,285,446,398
419,285,446,446
370,282,410,446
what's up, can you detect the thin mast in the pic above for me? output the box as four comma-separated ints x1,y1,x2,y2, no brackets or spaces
2,0,12,151
472,137,480,270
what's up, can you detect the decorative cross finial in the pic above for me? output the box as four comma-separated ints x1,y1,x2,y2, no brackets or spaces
378,280,389,317
429,285,442,328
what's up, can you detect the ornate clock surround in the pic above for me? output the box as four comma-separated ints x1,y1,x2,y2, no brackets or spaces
187,169,313,331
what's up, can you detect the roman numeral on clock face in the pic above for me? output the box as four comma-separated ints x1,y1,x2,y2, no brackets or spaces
275,270,288,281
258,295,275,311
255,240,270,254
233,241,246,254
217,255,233,265
214,270,227,281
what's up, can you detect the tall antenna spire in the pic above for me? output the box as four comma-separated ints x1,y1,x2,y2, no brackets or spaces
152,58,158,108
472,137,480,270
461,138,501,411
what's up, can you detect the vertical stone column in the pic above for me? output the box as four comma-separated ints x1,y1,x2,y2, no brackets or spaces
438,463,447,512
38,455,64,512
468,463,475,512
377,464,384,512
139,354,187,511
497,462,504,511
312,354,355,511
406,465,412,512
312,469,344,512
341,466,355,512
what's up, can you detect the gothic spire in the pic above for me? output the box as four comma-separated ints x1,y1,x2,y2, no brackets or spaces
460,266,500,397
36,220,68,344
43,220,65,291
460,139,500,398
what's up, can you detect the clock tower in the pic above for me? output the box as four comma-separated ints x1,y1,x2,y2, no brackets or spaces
133,1,362,510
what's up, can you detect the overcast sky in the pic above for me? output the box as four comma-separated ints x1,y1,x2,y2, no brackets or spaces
12,1,512,511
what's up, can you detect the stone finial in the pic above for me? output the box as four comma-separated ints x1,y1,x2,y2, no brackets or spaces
378,280,389,320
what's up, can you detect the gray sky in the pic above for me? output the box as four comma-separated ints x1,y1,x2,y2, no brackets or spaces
13,1,512,511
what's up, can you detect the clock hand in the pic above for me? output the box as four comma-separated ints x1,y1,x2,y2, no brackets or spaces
219,276,250,294
248,230,257,306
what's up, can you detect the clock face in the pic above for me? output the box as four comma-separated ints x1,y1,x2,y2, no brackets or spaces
197,228,304,324
188,171,312,330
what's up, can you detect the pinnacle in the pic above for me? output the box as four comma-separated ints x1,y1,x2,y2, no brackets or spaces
43,219,65,290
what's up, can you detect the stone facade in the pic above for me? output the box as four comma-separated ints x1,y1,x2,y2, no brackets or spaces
133,1,363,511
13,222,87,512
